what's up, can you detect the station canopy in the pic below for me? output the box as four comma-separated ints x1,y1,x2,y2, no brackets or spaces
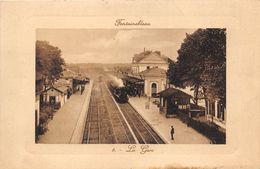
123,74,144,84
159,87,192,98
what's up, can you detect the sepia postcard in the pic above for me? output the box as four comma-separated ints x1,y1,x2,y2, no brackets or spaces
35,28,225,145
0,1,259,169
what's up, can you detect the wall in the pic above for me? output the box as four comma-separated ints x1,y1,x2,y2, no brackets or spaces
144,77,167,97
46,89,64,106
159,97,167,114
59,95,64,107
132,63,168,73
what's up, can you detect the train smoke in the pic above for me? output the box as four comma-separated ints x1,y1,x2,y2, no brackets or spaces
108,75,124,87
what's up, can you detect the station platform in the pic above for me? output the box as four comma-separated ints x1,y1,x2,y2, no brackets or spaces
128,96,210,144
38,81,93,144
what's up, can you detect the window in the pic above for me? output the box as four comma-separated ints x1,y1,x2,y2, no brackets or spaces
147,66,150,69
151,83,157,88
178,105,187,109
151,83,157,97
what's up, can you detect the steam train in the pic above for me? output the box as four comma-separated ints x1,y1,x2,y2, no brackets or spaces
108,81,128,103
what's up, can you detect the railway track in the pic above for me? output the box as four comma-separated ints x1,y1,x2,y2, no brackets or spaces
83,75,165,144
82,81,136,144
118,103,165,144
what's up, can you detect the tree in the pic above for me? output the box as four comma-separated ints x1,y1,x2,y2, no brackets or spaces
36,40,65,85
168,28,226,105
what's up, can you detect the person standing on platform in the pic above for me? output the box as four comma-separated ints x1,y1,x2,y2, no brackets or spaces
170,126,175,140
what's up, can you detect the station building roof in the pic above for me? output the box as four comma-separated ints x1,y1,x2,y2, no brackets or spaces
45,85,68,94
55,79,71,87
139,67,166,77
132,51,170,63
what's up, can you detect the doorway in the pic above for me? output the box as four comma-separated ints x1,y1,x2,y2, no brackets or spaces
49,96,56,105
151,83,157,97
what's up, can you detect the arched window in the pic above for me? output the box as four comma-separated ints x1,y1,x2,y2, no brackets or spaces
152,83,157,88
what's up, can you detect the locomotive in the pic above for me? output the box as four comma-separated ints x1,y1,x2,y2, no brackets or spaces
108,81,128,103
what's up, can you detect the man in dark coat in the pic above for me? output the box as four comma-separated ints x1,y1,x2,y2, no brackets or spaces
171,126,175,140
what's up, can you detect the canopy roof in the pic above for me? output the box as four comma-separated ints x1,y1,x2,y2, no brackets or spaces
55,79,71,87
123,75,144,84
159,87,192,98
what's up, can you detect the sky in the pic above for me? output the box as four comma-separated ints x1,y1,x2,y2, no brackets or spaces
36,29,196,64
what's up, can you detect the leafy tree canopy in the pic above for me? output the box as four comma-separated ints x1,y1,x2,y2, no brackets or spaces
36,40,65,84
168,28,226,105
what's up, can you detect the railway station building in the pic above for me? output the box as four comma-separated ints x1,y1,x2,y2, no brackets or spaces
139,67,167,97
42,85,68,109
130,49,172,97
131,50,170,73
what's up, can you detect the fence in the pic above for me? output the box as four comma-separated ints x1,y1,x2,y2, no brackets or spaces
177,111,226,144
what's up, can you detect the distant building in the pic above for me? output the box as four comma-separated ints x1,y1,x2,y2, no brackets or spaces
55,78,72,88
130,49,171,97
61,69,78,93
61,68,89,93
